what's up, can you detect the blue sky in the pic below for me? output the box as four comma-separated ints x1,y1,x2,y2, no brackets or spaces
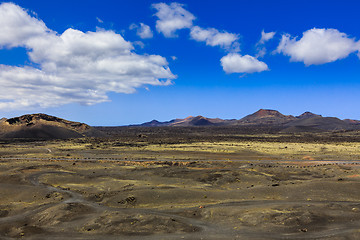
0,0,360,125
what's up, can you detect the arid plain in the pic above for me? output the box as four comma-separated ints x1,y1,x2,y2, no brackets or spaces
1,124,360,239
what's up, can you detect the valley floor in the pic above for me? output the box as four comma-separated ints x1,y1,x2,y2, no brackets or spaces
1,131,360,239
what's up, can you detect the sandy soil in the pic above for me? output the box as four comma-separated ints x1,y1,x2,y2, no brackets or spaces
1,130,360,239
1,155,360,239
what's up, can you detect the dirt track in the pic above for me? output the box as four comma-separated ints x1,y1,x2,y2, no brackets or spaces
1,157,360,239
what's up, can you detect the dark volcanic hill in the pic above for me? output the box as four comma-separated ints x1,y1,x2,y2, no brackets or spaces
168,116,216,126
296,111,322,119
282,116,357,132
343,119,360,125
0,114,104,139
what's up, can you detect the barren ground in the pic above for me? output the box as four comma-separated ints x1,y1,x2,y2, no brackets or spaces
1,129,360,239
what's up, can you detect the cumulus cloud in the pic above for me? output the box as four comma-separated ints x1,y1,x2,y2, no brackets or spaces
129,23,153,39
0,3,51,48
255,30,276,58
152,3,240,52
220,53,269,74
190,26,240,52
152,2,195,37
258,30,276,45
256,47,267,58
0,3,175,110
276,28,360,65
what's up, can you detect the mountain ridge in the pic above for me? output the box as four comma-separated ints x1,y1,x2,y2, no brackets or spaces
1,110,360,139
135,109,360,132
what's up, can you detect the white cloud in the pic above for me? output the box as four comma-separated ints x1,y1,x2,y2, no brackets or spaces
276,28,360,65
133,40,145,48
258,30,276,45
152,2,195,37
96,17,103,23
256,47,267,58
0,3,51,48
171,56,177,60
220,53,269,74
129,23,153,39
190,26,240,52
0,3,176,110
255,30,276,58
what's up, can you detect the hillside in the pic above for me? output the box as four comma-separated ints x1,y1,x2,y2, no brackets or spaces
282,116,355,132
0,114,105,139
139,116,235,127
238,109,297,125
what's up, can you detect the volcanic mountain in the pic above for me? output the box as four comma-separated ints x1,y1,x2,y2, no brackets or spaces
0,114,104,139
343,119,360,125
238,109,297,125
296,111,322,119
282,116,358,132
139,116,233,127
138,109,298,127
135,109,360,132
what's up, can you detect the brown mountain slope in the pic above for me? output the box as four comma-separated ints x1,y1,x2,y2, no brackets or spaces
296,111,322,119
171,116,226,126
140,116,234,127
0,114,105,139
343,119,360,125
238,109,297,125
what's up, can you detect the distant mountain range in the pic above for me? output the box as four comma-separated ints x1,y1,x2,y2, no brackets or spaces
135,109,360,132
1,109,360,140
